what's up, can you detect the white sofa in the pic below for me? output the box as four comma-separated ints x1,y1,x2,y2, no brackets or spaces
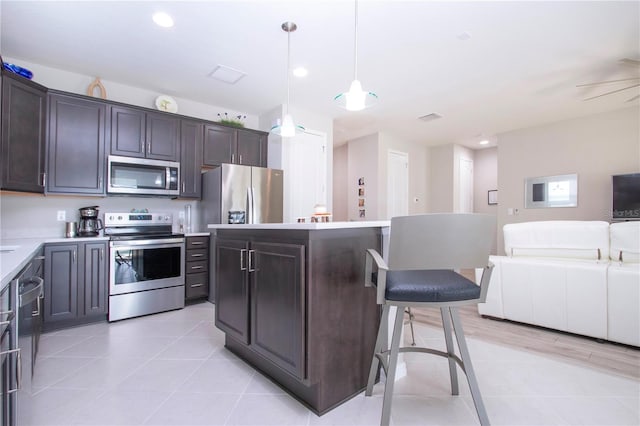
478,220,640,346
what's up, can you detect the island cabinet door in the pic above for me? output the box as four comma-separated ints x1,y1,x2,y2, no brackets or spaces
249,241,305,380
215,239,250,344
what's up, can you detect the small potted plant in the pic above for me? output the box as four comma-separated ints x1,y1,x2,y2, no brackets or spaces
217,113,246,128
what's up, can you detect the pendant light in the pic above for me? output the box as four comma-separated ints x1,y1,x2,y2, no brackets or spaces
334,0,378,111
271,21,305,138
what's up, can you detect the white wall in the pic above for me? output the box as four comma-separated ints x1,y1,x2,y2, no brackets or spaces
474,147,498,254
347,133,379,220
3,57,258,128
332,145,348,221
428,145,454,212
496,106,640,254
335,131,430,221
258,104,284,169
0,194,198,239
259,105,334,217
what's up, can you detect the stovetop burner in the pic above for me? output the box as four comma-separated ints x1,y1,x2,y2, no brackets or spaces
103,212,182,240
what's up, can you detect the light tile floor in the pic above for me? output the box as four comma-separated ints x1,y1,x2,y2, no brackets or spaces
19,302,640,426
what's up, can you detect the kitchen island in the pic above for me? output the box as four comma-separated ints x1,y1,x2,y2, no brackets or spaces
207,221,389,415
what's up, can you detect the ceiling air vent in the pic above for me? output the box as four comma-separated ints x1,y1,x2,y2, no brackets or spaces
208,65,247,84
418,113,442,122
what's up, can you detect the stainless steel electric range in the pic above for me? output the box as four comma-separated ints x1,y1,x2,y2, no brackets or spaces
104,212,185,321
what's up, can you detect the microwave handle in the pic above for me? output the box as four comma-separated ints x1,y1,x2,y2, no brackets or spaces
166,167,171,190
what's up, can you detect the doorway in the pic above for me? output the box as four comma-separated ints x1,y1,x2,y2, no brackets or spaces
282,130,327,222
387,150,409,219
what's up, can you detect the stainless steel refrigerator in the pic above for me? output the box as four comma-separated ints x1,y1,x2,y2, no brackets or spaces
200,164,284,225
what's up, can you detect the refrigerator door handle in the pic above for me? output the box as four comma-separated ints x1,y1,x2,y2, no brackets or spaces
246,186,254,224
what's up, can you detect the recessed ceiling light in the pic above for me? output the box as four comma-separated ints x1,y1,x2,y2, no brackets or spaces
292,67,308,77
153,12,174,28
479,139,490,145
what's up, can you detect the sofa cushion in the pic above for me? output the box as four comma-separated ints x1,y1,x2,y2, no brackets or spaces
504,221,610,260
610,221,640,263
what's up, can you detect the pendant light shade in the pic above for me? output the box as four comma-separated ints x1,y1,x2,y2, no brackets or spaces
271,21,305,137
335,0,378,111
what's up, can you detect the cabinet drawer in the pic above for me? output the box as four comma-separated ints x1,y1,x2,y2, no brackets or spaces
187,236,209,249
186,260,208,274
185,273,208,299
186,249,208,261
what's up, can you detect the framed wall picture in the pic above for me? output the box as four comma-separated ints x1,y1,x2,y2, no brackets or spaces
524,174,578,208
488,190,498,205
358,198,365,207
358,188,365,197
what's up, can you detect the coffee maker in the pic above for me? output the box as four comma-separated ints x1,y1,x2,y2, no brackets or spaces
78,206,103,237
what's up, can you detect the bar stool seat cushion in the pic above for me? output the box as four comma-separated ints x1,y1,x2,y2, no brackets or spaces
385,270,481,303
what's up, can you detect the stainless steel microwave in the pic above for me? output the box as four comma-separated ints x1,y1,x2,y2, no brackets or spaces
107,155,180,196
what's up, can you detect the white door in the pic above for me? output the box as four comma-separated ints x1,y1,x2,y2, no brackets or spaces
458,158,474,213
387,150,409,219
282,130,327,222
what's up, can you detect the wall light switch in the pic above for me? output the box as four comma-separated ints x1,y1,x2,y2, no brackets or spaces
57,210,66,221
507,208,514,216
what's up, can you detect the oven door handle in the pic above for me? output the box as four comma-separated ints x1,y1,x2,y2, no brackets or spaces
110,238,185,248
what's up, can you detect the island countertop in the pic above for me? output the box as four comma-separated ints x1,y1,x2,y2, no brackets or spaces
207,220,389,230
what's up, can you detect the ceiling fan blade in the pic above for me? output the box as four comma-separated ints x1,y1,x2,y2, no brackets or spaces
576,77,640,87
626,94,640,102
583,83,640,101
619,58,640,67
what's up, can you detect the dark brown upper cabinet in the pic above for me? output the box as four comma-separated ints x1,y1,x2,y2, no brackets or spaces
179,119,204,199
237,129,267,167
203,124,267,167
110,105,179,162
47,92,106,195
0,71,47,193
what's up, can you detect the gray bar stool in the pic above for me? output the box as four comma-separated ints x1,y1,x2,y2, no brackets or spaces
364,213,495,426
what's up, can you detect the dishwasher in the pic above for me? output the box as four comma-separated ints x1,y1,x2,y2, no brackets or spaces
18,275,44,396
0,253,43,426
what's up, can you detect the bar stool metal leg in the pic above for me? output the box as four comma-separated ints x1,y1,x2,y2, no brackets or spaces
449,307,490,426
380,306,405,426
405,307,416,346
366,304,390,396
441,307,460,395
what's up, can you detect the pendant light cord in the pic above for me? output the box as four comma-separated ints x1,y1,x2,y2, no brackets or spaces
286,26,291,115
353,0,359,81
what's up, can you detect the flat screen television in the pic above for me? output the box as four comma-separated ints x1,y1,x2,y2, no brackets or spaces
612,173,640,220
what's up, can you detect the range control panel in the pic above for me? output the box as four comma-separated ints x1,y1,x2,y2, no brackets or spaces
104,212,173,227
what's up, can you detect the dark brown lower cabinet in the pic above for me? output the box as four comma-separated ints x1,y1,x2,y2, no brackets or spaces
43,241,108,330
249,242,305,380
185,236,210,300
213,227,381,415
215,238,250,343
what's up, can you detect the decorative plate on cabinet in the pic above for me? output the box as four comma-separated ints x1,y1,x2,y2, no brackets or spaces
155,95,178,113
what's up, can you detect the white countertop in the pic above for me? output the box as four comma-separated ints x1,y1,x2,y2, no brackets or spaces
0,236,109,289
207,221,390,230
185,232,210,237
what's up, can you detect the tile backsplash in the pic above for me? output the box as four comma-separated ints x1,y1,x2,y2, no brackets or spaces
0,194,200,239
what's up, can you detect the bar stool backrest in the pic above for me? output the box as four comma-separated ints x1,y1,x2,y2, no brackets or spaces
387,213,496,271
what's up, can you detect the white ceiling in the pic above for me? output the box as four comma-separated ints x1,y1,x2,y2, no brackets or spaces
1,1,639,149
